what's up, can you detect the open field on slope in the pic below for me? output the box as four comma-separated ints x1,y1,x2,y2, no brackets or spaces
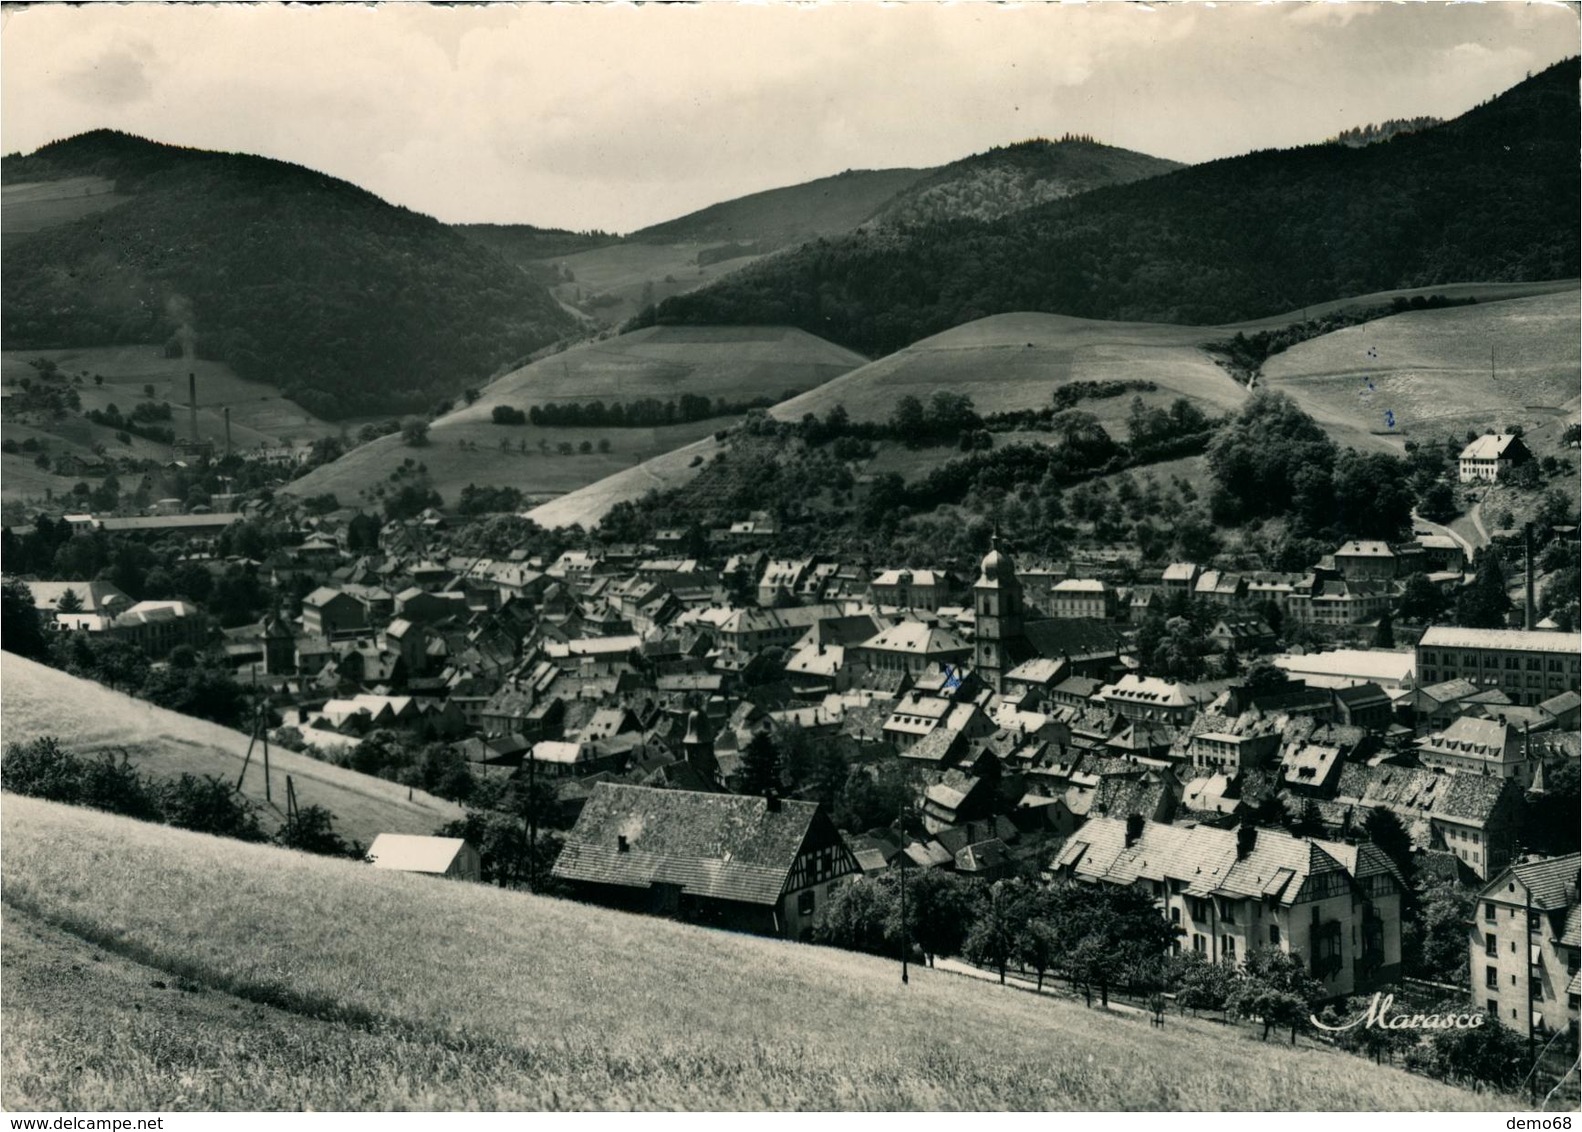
1260,290,1581,441
0,653,462,846
770,311,1250,434
542,242,770,328
1,345,339,451
287,326,864,507
1,794,1506,1112
0,177,129,250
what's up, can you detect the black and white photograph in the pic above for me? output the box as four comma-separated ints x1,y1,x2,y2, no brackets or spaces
0,0,1578,1116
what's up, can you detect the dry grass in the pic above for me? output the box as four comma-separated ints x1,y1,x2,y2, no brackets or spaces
544,243,771,328
286,325,863,510
1261,291,1580,443
0,653,462,845
1,794,1509,1112
1,345,340,448
0,177,128,250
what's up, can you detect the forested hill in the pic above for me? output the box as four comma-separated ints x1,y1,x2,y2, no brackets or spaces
642,60,1581,358
869,138,1181,229
2,131,579,420
628,166,930,249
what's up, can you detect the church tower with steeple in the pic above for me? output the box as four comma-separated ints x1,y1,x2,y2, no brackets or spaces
973,533,1026,692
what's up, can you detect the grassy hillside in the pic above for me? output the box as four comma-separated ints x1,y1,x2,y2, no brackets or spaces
1260,290,1581,440
545,141,1181,329
0,653,462,846
523,282,1580,529
870,138,1181,229
285,326,865,508
1,794,1504,1111
0,176,128,250
646,60,1580,357
629,166,928,248
2,130,578,420
539,241,774,329
2,345,339,447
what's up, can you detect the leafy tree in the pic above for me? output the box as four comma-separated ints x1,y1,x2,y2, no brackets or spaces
1171,952,1240,1017
890,395,926,446
1228,946,1324,1043
1526,758,1580,855
1407,872,1473,982
1456,551,1512,628
1208,393,1338,525
401,420,430,447
161,774,265,841
1426,1013,1529,1091
1317,996,1420,1064
1418,481,1458,523
1,736,84,803
1,580,51,661
79,750,164,822
816,875,897,956
275,804,355,858
740,732,782,797
963,879,1022,985
1373,609,1395,648
1363,807,1416,889
1399,573,1448,622
890,867,975,968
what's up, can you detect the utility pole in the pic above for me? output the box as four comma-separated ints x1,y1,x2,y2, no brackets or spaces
898,802,910,985
899,853,909,986
527,745,538,891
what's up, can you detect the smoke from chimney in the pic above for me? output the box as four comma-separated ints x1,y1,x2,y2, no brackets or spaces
224,407,232,459
188,373,198,443
1524,522,1536,630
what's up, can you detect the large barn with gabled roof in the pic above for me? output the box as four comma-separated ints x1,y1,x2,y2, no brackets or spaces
552,783,858,939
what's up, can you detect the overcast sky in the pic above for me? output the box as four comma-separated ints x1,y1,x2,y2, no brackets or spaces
2,2,1575,233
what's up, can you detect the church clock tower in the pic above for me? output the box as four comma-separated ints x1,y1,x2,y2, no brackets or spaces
973,534,1025,692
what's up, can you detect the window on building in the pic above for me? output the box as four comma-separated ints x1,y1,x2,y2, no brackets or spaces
1529,911,1542,934
798,890,815,916
1488,999,1499,1018
1223,936,1236,959
1486,966,1499,989
1269,925,1280,946
1485,902,1497,922
1486,934,1498,957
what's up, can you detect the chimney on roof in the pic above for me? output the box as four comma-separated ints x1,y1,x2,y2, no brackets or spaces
1237,824,1257,860
766,791,782,813
1124,812,1145,848
1524,523,1536,630
617,834,629,853
188,373,198,442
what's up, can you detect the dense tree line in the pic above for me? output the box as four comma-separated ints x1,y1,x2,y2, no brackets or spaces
640,63,1578,357
498,391,791,429
2,734,358,859
3,131,577,419
1207,392,1415,541
1205,295,1477,380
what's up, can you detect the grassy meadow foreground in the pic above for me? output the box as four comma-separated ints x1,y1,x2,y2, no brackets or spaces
0,652,461,845
1,795,1506,1111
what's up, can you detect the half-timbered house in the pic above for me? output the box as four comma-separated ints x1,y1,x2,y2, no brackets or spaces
552,782,859,939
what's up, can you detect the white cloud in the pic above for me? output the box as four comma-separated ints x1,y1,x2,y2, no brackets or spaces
2,2,1574,230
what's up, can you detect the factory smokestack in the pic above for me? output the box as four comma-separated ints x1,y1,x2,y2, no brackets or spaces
188,373,198,443
223,407,232,459
1524,522,1535,630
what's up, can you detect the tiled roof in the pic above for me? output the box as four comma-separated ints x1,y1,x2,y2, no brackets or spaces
1056,818,1358,905
552,783,827,906
1500,853,1581,911
1418,627,1582,655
